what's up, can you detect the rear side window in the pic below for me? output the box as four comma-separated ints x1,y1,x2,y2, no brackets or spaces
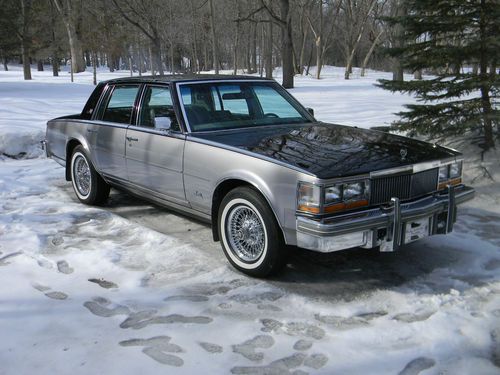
101,85,140,124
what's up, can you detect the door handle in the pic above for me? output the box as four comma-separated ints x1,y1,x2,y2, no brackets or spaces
126,137,139,142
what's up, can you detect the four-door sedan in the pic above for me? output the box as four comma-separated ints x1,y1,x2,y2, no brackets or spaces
44,75,474,277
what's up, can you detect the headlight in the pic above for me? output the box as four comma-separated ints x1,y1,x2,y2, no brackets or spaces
343,182,366,201
449,161,462,179
439,165,449,182
324,179,369,214
297,183,320,214
438,161,463,190
325,185,342,204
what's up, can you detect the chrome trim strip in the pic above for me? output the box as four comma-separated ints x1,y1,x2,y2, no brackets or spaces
391,197,401,251
369,157,461,178
317,174,371,185
446,185,456,233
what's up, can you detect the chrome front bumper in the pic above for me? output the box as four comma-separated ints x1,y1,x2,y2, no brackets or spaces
296,185,475,253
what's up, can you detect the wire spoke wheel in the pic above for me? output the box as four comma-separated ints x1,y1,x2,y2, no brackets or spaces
226,204,266,262
70,146,109,205
73,154,91,197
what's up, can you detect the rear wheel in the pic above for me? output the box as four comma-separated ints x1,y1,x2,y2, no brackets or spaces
218,187,286,277
70,145,110,205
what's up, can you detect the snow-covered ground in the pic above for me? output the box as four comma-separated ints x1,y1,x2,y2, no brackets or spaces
1,65,499,375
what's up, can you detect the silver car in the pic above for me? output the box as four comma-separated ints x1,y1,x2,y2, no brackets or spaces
44,75,474,277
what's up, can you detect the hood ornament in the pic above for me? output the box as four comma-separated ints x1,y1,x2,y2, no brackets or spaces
400,148,408,161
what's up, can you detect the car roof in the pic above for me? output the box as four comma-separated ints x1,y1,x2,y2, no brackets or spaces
102,74,274,85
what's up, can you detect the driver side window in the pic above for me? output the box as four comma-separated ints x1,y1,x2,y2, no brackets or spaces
139,86,179,131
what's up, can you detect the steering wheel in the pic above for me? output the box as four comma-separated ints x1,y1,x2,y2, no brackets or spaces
264,113,279,118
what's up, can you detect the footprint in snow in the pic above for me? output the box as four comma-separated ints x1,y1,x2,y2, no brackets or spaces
32,283,51,292
233,335,275,362
231,352,324,374
0,251,22,266
51,235,64,246
83,297,130,317
119,336,184,367
164,295,209,302
293,340,313,351
199,342,223,354
45,291,68,300
88,278,118,289
260,319,325,340
119,311,212,330
57,260,73,274
398,357,436,375
32,283,68,300
392,311,435,323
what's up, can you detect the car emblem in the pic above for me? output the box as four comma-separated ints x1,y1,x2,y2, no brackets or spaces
400,148,408,160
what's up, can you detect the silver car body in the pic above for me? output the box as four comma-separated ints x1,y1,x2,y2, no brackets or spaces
45,76,474,254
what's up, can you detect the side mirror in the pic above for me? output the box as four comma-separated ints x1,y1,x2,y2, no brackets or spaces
154,116,172,130
306,107,315,117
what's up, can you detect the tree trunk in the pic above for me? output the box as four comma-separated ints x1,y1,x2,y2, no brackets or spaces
93,52,97,85
280,0,294,88
251,22,258,73
305,44,314,76
149,46,155,75
37,60,44,71
299,27,308,75
414,70,422,80
20,0,32,80
84,50,91,66
479,0,494,150
264,15,273,79
209,0,219,74
361,30,383,77
152,39,164,75
66,22,86,73
3,57,8,71
392,1,405,81
21,42,32,80
189,0,199,73
315,36,322,79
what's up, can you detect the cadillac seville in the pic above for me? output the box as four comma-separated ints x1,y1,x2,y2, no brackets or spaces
44,75,475,277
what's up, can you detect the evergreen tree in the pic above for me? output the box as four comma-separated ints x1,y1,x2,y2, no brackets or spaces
378,0,499,150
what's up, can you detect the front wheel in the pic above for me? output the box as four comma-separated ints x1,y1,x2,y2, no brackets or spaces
70,145,110,205
218,187,287,277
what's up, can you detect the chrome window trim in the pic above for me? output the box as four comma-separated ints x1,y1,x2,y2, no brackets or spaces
135,83,174,128
94,83,142,125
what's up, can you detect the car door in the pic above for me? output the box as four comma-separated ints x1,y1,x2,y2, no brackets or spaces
91,84,141,180
125,84,187,205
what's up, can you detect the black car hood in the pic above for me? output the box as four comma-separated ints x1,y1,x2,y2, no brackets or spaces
191,123,460,179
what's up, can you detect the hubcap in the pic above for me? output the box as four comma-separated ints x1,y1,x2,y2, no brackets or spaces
226,205,266,262
73,155,91,197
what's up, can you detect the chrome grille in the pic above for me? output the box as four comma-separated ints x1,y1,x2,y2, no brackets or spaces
370,168,438,205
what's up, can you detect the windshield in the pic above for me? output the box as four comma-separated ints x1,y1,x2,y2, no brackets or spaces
178,81,312,132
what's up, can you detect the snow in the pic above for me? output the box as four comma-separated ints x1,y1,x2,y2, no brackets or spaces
1,65,499,375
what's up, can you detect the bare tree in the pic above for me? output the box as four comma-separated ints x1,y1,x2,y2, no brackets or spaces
51,0,86,73
342,0,377,79
305,0,342,79
258,0,295,88
111,0,165,75
209,0,219,74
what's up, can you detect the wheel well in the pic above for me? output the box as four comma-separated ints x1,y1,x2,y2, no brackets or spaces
211,179,252,241
65,139,81,181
